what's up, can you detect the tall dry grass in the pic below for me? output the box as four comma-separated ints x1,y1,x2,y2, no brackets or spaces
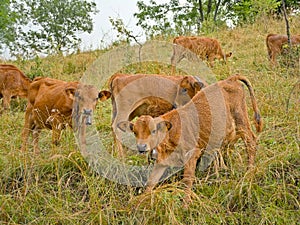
0,16,299,224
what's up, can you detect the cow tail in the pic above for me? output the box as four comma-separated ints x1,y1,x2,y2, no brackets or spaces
236,75,263,133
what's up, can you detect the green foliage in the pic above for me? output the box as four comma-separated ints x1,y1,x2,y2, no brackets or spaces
134,0,204,37
8,0,98,58
0,0,19,54
134,0,299,37
229,0,281,25
276,0,300,13
134,0,233,36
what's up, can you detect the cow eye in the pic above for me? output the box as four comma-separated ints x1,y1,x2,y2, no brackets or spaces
151,129,156,135
181,88,187,94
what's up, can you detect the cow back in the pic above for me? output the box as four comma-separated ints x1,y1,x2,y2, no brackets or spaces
0,64,31,98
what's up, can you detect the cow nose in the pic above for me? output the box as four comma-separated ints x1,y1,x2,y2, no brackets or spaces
83,109,92,125
137,144,147,153
85,116,92,125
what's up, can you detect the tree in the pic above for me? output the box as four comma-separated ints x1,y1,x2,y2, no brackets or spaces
228,0,281,24
9,0,98,58
134,0,230,37
134,0,299,38
0,0,19,55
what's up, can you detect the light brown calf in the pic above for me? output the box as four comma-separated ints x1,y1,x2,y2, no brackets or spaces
109,73,207,156
171,36,232,73
21,77,111,153
0,64,31,112
266,33,300,65
118,74,262,206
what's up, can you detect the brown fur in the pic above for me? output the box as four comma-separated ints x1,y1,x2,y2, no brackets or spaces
118,74,262,206
0,64,31,112
109,73,207,156
171,36,232,73
174,75,208,107
21,77,111,153
266,33,300,65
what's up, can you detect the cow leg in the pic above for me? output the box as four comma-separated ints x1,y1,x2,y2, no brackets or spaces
182,147,203,207
271,53,276,65
145,163,168,192
241,130,257,168
52,128,61,146
171,47,185,75
115,138,125,158
21,104,34,152
271,48,281,66
32,126,42,154
207,55,215,67
1,92,11,112
234,110,257,167
112,129,125,158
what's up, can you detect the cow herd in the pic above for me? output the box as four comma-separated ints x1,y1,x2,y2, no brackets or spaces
0,33,298,206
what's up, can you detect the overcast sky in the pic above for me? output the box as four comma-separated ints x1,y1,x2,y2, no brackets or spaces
78,0,145,51
1,0,167,59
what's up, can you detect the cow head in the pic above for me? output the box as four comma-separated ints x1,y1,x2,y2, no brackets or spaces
174,76,206,108
72,84,111,127
117,115,172,154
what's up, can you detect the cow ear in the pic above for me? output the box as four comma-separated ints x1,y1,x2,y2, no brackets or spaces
117,121,133,133
65,87,77,100
98,90,111,101
181,76,189,86
157,121,172,132
193,81,205,91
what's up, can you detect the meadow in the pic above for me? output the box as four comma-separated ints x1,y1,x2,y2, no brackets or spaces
0,17,299,224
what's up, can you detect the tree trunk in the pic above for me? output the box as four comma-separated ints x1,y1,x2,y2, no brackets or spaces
214,0,222,22
198,0,204,22
196,0,204,32
282,0,291,47
207,0,212,18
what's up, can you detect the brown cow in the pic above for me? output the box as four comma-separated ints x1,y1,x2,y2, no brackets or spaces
171,36,232,73
21,77,111,153
117,74,262,206
266,33,300,65
109,73,207,156
0,64,31,112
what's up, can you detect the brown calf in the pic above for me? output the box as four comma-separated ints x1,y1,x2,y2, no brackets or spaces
266,33,300,65
118,74,262,206
21,77,111,153
109,73,207,156
0,64,31,112
171,36,232,73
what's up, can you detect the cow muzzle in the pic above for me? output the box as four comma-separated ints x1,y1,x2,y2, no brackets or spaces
83,109,93,125
137,143,148,153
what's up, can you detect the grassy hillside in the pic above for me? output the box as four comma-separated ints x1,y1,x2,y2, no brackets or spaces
0,16,299,224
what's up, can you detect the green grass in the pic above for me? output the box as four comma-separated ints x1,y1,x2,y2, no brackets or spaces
0,16,299,224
